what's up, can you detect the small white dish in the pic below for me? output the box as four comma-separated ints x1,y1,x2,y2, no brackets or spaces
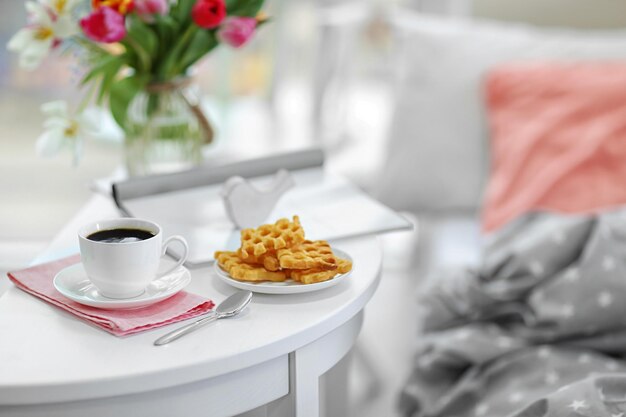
213,248,352,294
53,263,191,310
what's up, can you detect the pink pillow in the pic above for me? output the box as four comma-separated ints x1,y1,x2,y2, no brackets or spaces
482,62,626,233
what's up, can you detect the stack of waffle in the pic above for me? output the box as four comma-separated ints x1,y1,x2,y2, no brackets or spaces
215,216,352,284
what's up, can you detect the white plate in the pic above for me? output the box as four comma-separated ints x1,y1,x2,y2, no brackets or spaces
53,263,191,309
213,248,352,294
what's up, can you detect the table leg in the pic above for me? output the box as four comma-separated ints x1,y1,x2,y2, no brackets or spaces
320,348,352,417
265,310,364,417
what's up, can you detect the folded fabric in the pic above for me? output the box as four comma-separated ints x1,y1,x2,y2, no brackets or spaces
482,62,626,233
399,209,626,417
7,255,215,337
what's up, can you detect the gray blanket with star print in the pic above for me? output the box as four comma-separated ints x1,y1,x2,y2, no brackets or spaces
399,210,626,417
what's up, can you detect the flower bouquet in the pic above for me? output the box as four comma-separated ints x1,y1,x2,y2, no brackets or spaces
8,0,267,174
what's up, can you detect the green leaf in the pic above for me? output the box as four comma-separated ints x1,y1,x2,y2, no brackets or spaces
156,24,198,79
127,16,158,58
226,0,264,17
97,56,125,104
152,15,178,73
120,39,144,72
109,75,147,132
122,16,158,73
80,54,121,86
154,15,177,50
174,0,196,23
179,29,218,71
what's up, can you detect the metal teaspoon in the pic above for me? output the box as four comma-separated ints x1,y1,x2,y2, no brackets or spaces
154,291,253,346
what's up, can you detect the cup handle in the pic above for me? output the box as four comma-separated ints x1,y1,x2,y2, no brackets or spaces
157,235,189,278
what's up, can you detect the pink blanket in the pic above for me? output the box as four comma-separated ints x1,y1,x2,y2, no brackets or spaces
482,62,626,233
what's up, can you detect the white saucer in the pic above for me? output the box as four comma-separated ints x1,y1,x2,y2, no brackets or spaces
214,248,352,295
53,263,191,310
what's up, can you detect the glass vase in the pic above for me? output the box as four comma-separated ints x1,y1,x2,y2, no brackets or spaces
124,78,213,176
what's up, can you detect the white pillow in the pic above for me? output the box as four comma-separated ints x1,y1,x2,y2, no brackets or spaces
375,11,626,212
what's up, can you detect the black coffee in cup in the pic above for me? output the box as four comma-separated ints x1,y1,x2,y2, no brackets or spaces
87,228,155,244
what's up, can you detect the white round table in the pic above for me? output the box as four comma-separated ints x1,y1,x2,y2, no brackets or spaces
0,193,383,417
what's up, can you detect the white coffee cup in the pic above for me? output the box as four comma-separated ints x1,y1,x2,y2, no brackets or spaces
78,218,189,299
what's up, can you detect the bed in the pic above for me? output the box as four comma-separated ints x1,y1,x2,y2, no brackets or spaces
374,1,626,416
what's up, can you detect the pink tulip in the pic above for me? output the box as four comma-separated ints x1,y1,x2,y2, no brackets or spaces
217,17,257,48
80,7,127,43
134,0,169,22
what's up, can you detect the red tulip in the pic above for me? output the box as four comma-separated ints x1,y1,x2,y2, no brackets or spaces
80,7,127,43
192,0,226,29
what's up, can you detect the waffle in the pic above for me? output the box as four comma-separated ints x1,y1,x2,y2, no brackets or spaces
290,258,353,284
239,216,305,264
215,251,287,282
216,215,353,285
277,240,337,271
237,248,280,272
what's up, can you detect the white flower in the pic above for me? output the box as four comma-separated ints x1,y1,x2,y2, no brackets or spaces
7,1,79,70
36,101,98,165
41,0,82,16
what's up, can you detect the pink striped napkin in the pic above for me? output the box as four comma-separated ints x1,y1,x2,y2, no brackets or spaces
7,255,215,337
